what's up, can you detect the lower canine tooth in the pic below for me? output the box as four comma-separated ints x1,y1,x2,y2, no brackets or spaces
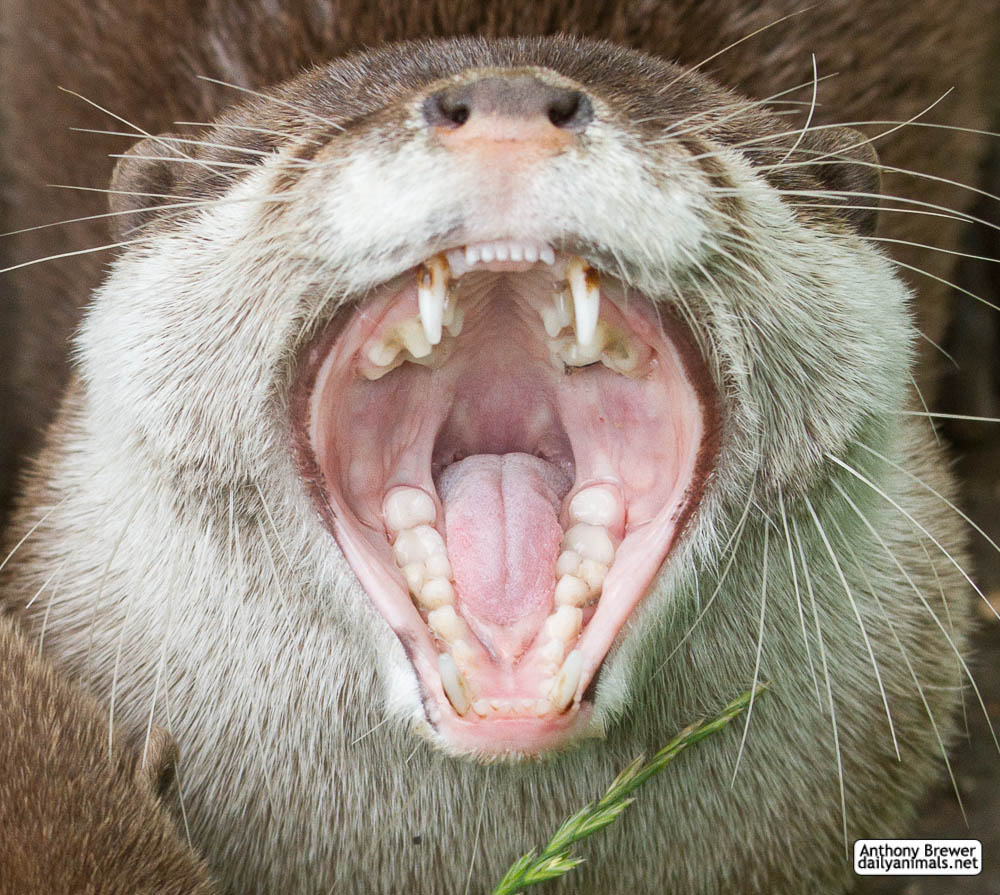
549,650,583,712
439,653,472,715
567,257,600,347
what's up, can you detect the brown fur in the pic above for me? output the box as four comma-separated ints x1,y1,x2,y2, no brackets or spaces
0,620,215,894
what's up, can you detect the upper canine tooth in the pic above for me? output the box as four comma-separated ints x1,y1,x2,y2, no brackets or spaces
567,257,600,347
417,255,450,346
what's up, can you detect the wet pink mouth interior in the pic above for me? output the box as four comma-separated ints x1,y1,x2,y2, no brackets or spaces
302,248,711,755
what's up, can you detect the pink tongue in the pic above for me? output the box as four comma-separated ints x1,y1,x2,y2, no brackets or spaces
438,453,571,660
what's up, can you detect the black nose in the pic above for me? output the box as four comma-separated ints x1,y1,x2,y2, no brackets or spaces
423,75,593,132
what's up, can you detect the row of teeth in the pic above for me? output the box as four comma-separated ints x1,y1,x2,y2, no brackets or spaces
382,483,621,717
360,243,640,380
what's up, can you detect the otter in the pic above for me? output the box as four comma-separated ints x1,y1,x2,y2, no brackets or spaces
0,622,216,894
0,0,995,892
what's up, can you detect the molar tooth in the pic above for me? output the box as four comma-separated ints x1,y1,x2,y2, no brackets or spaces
414,524,447,557
569,486,622,528
442,282,458,327
366,340,401,368
383,487,436,533
393,530,427,565
428,605,467,643
425,552,452,579
555,549,581,577
540,637,565,665
578,559,608,595
393,524,446,565
548,650,583,712
419,577,455,610
401,562,426,595
439,653,472,715
563,523,615,565
544,605,583,642
567,257,600,347
554,574,590,607
445,302,464,337
397,319,433,359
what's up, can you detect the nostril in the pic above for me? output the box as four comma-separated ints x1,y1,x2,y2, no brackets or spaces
423,91,471,129
547,90,592,131
423,77,593,134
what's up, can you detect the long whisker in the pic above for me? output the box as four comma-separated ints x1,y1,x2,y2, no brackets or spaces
731,523,768,784
0,238,146,274
664,6,817,88
826,454,995,616
463,766,492,895
655,486,756,676
898,410,1000,424
830,479,999,753
774,54,818,167
790,515,848,854
58,87,219,175
778,491,820,705
803,494,900,760
196,75,345,131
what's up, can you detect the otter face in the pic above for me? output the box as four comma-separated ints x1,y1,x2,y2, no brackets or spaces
83,36,910,759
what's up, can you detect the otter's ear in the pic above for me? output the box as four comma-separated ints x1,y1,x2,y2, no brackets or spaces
131,724,180,802
108,134,183,240
799,126,881,237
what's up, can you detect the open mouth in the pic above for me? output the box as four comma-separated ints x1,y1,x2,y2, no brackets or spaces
296,239,715,756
